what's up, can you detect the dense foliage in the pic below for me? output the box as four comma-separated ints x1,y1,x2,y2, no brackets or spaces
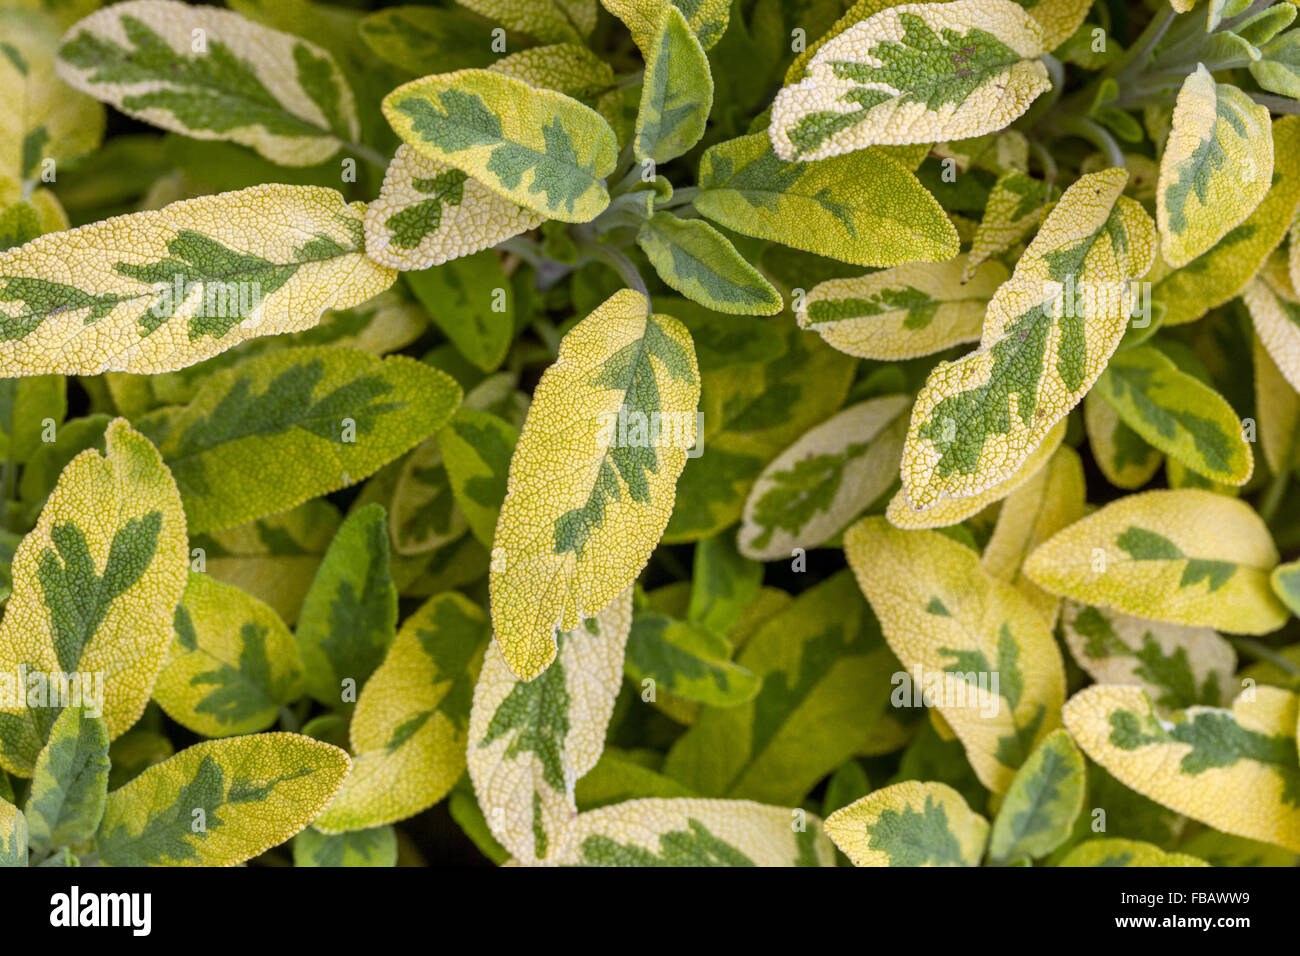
0,0,1298,868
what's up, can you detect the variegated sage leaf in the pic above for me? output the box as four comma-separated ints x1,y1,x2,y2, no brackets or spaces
364,145,546,271
887,417,1067,531
0,184,396,376
1023,489,1288,634
636,213,781,316
25,705,110,857
314,593,490,833
1094,345,1253,485
153,572,302,737
292,824,397,867
0,419,187,776
1060,600,1236,711
1242,253,1300,393
1158,66,1273,268
1153,116,1300,327
95,732,350,865
624,610,760,707
1084,390,1163,490
0,797,25,866
616,1,712,163
439,408,520,548
549,797,835,866
739,395,910,560
1064,684,1300,853
468,588,631,864
490,290,699,680
987,729,1084,863
1059,837,1208,867
294,503,396,707
845,517,1067,793
769,0,1050,159
824,781,988,867
136,346,461,535
899,169,1156,511
457,0,597,44
57,0,359,165
965,171,1056,282
798,257,1009,360
695,132,959,267
0,6,104,188
382,68,618,223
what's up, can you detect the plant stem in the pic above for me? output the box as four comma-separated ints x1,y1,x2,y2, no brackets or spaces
1027,137,1058,185
346,141,389,169
1053,116,1127,167
1114,3,1177,84
582,243,649,300
1251,92,1300,114
1260,469,1290,525
1229,636,1300,675
656,186,700,209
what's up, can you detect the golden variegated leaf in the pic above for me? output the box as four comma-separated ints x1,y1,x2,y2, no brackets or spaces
1154,116,1300,327
769,0,1050,158
797,257,1008,360
468,588,631,864
0,6,104,189
899,169,1156,511
0,419,187,776
1242,252,1300,393
1058,837,1209,866
1158,66,1272,268
964,171,1056,283
824,781,988,866
738,395,910,560
1063,684,1300,853
1084,390,1163,490
96,733,350,865
1023,489,1288,634
545,797,835,866
1060,600,1237,710
490,290,699,680
363,145,546,271
0,184,395,376
887,418,1067,530
152,572,303,737
845,517,1066,793
57,0,358,165
313,592,491,833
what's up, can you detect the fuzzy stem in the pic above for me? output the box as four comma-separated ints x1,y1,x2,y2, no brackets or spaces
1260,468,1290,525
1229,636,1300,676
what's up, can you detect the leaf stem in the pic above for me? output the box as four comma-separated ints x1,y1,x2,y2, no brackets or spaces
1260,468,1290,525
346,141,390,169
1027,137,1058,186
1229,636,1300,675
582,243,649,301
1250,92,1300,115
1056,116,1127,167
